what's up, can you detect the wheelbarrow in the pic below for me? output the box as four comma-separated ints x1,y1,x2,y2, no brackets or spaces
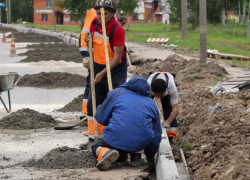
0,72,21,113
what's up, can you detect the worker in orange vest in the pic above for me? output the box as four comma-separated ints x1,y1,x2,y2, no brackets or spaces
79,0,127,150
79,8,97,126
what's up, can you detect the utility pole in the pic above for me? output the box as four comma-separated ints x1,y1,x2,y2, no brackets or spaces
181,0,188,39
8,0,11,23
199,0,207,64
248,2,250,39
52,0,56,31
6,0,8,24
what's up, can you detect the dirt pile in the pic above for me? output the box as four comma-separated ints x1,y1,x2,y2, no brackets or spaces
0,27,17,33
22,146,96,169
18,43,82,63
178,89,250,180
132,54,250,179
57,94,83,112
7,32,61,43
17,72,86,88
135,54,227,92
0,108,57,129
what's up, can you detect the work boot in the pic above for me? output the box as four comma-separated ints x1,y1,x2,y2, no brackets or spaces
130,153,143,167
79,116,88,127
168,137,173,145
96,149,119,171
79,138,94,150
117,152,128,162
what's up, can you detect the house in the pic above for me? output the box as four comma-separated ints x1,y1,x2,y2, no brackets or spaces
126,0,170,25
34,0,78,25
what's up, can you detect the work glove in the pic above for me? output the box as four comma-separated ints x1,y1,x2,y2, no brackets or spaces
82,57,90,69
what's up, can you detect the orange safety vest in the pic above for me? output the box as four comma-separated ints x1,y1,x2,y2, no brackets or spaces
79,8,96,56
92,23,122,65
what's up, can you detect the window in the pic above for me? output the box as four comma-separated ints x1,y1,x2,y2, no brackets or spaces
46,1,51,8
132,14,138,21
70,15,74,21
42,14,48,21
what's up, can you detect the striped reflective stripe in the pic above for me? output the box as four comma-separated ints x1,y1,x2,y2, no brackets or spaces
88,116,95,122
94,32,110,41
82,99,88,103
88,134,95,139
80,112,87,116
79,47,88,51
88,134,103,139
166,127,178,132
81,28,90,32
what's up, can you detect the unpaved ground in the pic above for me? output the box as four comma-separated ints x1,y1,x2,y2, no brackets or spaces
17,72,86,88
0,108,57,129
7,32,62,43
18,43,83,63
57,94,83,112
1,28,250,180
22,146,96,169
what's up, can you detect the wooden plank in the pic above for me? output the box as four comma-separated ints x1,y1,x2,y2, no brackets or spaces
151,38,156,42
146,38,152,43
160,38,165,42
222,81,247,85
156,38,161,42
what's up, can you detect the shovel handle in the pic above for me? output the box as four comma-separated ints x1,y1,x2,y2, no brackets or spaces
101,7,113,91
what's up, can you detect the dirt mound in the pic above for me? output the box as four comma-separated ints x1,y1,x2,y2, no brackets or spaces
135,55,227,92
22,146,96,169
177,89,250,180
57,94,83,112
0,27,17,33
17,72,86,88
18,43,82,63
7,32,61,43
0,108,57,129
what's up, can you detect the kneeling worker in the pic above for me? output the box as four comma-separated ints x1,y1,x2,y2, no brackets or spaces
91,77,162,171
147,72,179,144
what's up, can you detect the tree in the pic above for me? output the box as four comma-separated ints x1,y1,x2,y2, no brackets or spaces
167,0,250,28
56,0,95,25
57,0,139,26
0,0,33,23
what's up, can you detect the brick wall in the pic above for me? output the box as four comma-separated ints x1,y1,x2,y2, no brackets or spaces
34,0,79,25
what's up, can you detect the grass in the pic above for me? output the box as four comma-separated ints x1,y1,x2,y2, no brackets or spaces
24,22,250,57
25,23,81,33
226,59,250,69
180,143,194,150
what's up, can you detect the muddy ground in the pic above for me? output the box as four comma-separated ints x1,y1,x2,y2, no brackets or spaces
18,42,83,63
56,94,83,112
0,108,57,129
17,72,86,88
7,32,62,43
1,28,250,180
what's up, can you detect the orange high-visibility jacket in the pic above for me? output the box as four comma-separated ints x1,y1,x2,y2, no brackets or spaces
79,9,96,57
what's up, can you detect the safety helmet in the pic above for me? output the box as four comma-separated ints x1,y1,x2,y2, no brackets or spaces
94,0,116,13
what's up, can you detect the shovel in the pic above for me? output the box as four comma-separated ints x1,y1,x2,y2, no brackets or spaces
54,117,87,130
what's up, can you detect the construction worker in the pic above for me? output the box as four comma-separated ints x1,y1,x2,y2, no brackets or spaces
147,72,179,144
118,16,127,27
79,0,127,150
79,8,97,125
91,77,162,171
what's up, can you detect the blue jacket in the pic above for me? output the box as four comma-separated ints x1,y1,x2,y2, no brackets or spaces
95,77,162,157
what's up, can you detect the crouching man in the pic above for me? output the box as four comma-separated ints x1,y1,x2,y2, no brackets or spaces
91,77,162,171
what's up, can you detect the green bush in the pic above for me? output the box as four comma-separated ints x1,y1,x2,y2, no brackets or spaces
17,18,23,24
